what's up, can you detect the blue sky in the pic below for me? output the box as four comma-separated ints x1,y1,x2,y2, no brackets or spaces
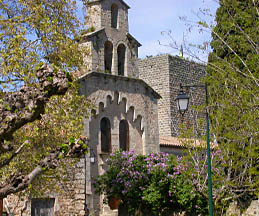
77,0,219,61
124,0,219,60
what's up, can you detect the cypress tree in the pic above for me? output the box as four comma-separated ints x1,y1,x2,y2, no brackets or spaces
207,0,258,206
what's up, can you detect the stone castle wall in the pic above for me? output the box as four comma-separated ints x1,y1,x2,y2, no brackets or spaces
139,54,206,137
139,55,171,136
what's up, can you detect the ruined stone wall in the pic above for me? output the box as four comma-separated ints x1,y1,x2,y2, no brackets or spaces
139,54,206,137
226,200,259,216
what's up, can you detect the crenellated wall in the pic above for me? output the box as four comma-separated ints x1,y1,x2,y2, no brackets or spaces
79,72,160,215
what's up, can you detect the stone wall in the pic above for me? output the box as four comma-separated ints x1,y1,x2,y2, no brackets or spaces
5,157,91,216
79,72,160,216
139,54,206,137
226,200,259,216
139,55,171,136
84,0,140,78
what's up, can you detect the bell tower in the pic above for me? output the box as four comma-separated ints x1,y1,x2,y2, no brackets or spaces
82,0,141,78
87,0,130,33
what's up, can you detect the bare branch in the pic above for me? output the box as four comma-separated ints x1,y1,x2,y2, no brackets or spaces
0,136,88,198
211,29,259,86
0,64,72,153
0,79,23,84
0,141,27,168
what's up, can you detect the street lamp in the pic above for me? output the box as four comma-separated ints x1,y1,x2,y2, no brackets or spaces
90,148,96,164
175,89,189,116
175,83,213,216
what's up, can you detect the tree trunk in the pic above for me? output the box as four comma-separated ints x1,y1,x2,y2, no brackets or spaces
0,198,3,216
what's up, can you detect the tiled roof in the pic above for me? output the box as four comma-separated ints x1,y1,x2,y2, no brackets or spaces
160,136,207,148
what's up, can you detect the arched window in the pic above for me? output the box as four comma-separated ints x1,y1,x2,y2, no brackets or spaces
101,118,111,153
104,41,113,74
119,120,129,151
117,44,126,76
111,4,118,28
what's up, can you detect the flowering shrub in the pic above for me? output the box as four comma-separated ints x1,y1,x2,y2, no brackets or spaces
93,150,207,215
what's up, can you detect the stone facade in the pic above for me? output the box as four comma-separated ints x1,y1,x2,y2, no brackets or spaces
81,0,140,78
78,1,160,213
3,0,230,216
4,1,159,215
139,55,206,137
5,157,90,215
79,72,160,215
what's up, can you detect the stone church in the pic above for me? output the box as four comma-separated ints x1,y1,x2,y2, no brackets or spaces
4,0,206,215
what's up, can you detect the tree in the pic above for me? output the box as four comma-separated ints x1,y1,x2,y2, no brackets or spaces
94,151,208,216
161,0,258,212
0,0,91,199
207,0,259,206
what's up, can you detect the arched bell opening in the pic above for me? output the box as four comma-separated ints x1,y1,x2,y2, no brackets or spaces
117,44,126,76
104,41,113,74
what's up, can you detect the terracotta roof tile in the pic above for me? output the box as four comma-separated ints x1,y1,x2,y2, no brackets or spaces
160,136,211,148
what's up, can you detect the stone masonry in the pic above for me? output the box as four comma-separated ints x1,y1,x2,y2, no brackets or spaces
82,0,141,78
79,72,160,215
5,157,90,215
3,0,228,216
139,54,206,137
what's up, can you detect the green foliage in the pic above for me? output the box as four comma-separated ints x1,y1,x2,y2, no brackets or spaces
0,0,93,196
94,151,208,215
207,0,259,206
0,0,88,90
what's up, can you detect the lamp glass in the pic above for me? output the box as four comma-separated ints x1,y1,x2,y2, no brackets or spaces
175,89,189,115
90,157,95,164
177,98,189,113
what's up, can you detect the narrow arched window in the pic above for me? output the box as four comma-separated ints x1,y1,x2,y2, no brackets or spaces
104,41,113,74
101,118,111,153
117,44,126,76
119,120,129,151
111,4,118,28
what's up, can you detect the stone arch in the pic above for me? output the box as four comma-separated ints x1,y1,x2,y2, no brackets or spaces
121,97,127,113
136,115,144,132
100,117,112,153
114,91,120,104
104,41,113,73
117,44,126,76
127,106,135,121
91,109,97,118
106,95,113,105
111,4,119,28
119,120,129,151
99,102,104,113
